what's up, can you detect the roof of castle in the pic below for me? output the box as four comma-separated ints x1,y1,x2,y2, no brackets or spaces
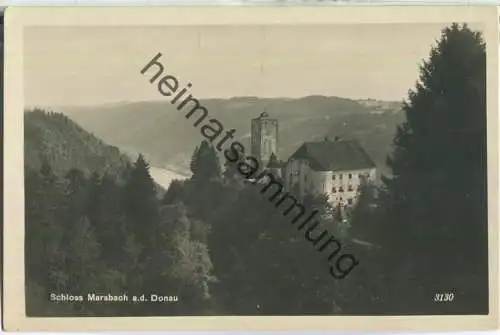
288,139,376,172
267,153,284,168
252,111,278,122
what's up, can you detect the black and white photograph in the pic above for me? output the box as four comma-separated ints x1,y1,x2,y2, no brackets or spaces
2,6,499,332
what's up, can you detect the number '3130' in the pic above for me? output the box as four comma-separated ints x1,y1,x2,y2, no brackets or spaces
434,292,454,302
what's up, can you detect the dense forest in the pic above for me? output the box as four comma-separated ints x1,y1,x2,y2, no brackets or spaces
25,111,369,316
25,110,131,176
25,23,488,316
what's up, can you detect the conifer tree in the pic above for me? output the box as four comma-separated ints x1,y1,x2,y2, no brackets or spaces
85,172,103,238
35,161,68,290
190,146,199,175
65,168,86,196
63,168,88,225
25,166,52,287
190,140,221,182
162,179,185,205
349,182,377,242
66,216,101,295
122,154,160,252
382,23,487,311
97,173,128,259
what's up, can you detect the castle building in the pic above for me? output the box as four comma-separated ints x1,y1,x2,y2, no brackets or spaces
266,152,284,179
249,112,376,208
284,138,376,207
251,112,279,167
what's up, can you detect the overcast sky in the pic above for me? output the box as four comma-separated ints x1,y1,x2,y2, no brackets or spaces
23,23,481,107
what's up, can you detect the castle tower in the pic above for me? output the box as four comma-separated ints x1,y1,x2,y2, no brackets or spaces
251,112,279,167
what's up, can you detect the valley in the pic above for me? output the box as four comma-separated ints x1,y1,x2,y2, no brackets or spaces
149,166,189,189
51,95,405,179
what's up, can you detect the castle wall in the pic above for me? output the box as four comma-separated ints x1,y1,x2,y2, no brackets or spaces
327,168,376,207
284,158,308,196
252,113,377,210
309,170,332,196
251,116,278,166
285,160,376,208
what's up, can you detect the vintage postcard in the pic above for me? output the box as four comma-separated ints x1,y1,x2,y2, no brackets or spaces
2,5,499,332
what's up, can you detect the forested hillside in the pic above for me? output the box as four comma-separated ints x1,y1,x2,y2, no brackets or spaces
24,111,369,316
25,110,214,316
25,110,131,176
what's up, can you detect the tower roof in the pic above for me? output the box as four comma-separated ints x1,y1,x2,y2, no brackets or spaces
288,139,375,172
252,111,278,122
267,153,283,168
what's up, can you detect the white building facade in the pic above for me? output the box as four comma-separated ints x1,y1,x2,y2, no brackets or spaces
247,112,377,208
284,139,376,207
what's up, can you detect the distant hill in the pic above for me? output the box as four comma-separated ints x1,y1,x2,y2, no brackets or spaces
24,109,131,177
53,96,405,176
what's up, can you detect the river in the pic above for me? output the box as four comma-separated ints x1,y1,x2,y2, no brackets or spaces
149,166,190,189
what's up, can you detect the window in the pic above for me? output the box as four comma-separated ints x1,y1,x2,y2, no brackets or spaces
348,173,352,179
339,174,343,180
339,187,344,193
348,185,353,191
332,174,336,180
348,198,353,205
332,187,337,193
